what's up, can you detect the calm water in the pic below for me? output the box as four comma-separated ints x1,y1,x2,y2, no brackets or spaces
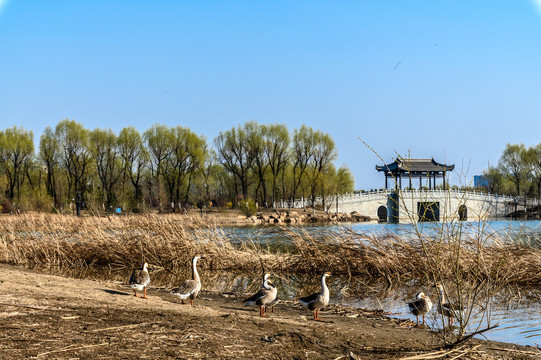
214,220,541,347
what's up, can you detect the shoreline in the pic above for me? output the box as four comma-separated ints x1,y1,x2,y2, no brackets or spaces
0,263,538,359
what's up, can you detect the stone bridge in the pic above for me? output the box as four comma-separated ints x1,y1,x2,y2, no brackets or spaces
281,189,537,222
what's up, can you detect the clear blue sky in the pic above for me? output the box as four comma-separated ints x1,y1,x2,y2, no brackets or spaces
1,0,540,190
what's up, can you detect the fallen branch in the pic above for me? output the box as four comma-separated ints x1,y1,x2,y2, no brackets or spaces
398,345,470,360
36,342,109,357
0,302,51,311
91,322,152,332
486,347,541,356
451,324,499,347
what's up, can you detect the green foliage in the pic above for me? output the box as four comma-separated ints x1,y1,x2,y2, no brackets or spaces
238,199,258,216
0,120,355,213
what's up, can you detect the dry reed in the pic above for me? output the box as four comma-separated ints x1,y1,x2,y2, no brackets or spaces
0,213,540,286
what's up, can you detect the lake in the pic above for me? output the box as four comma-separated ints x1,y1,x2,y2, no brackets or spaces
212,219,541,347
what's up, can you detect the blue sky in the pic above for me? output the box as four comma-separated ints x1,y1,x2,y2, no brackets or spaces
1,1,540,189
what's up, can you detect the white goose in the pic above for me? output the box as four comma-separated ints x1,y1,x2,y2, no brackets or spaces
298,272,331,321
408,291,433,326
129,262,150,299
243,273,278,317
171,255,205,306
260,273,280,313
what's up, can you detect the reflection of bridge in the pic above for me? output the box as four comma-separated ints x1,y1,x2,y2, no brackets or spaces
281,189,538,222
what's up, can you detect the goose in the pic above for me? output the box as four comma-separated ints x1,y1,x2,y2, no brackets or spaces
243,274,278,316
260,273,280,313
171,255,205,306
129,262,150,299
408,291,432,326
432,283,464,326
298,272,331,321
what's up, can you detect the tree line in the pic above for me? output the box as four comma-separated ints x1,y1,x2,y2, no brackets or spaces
482,142,541,201
0,120,354,214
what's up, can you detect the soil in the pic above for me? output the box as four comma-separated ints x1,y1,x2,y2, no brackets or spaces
0,264,539,360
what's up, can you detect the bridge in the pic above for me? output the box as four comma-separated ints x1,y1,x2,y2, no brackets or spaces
279,189,538,222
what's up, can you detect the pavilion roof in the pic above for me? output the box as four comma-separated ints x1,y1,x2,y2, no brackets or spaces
375,158,455,173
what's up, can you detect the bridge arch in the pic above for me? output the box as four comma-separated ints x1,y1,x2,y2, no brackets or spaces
377,205,387,222
458,204,467,221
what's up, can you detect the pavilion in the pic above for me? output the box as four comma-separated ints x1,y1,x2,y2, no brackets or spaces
375,158,454,190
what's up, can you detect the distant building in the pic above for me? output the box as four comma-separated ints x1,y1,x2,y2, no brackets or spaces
474,175,489,188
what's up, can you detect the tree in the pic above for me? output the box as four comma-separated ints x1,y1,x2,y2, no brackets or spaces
55,119,92,200
214,125,254,201
161,126,207,208
291,125,316,204
0,126,34,200
90,128,122,209
308,130,337,205
482,167,504,195
498,143,528,197
263,123,289,208
39,126,60,206
117,126,148,207
245,121,268,206
144,124,173,210
526,143,541,200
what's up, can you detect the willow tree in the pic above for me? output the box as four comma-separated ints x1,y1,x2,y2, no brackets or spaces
0,126,34,200
39,126,60,205
245,121,269,206
144,124,173,210
55,119,92,200
291,125,315,203
117,126,148,207
308,130,337,206
263,123,289,208
161,126,207,208
498,143,528,197
526,143,541,200
90,128,122,208
214,125,254,201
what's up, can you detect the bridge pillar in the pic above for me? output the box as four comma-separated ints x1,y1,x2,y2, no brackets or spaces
387,190,400,223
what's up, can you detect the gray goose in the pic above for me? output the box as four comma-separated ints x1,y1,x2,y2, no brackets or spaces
243,273,278,316
171,255,205,306
432,283,464,326
129,262,150,299
298,272,331,321
408,291,433,326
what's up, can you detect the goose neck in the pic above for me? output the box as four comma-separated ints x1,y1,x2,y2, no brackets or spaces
192,258,200,282
321,275,329,295
263,279,273,290
438,287,446,304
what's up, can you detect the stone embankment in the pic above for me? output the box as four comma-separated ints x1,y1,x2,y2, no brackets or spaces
239,210,372,224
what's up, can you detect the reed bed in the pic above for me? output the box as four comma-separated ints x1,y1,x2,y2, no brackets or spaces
1,213,540,286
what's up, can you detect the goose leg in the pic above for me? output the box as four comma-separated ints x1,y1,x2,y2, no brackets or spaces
190,299,194,306
133,289,138,297
142,287,148,299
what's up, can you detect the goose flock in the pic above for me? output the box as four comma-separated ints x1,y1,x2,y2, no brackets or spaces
129,256,463,325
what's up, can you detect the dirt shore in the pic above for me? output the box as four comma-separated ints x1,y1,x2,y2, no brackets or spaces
0,264,539,359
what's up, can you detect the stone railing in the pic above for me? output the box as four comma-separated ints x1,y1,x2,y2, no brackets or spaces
279,189,538,209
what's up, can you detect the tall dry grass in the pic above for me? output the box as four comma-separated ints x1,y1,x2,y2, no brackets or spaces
1,213,540,287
